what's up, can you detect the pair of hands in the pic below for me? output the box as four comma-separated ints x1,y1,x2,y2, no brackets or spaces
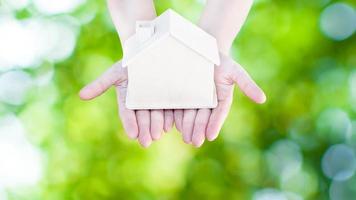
79,54,266,148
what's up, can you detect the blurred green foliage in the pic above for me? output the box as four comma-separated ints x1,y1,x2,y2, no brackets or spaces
1,0,355,200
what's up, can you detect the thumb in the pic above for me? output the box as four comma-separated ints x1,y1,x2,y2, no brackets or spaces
228,58,266,104
79,61,127,100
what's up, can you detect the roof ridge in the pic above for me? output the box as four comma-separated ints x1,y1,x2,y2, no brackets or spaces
122,9,220,67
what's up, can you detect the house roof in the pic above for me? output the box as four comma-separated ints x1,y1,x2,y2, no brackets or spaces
122,9,220,67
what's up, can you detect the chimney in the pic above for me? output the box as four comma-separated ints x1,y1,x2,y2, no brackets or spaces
136,21,155,43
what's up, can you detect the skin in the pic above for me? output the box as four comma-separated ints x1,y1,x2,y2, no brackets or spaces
79,0,266,147
175,0,265,147
198,0,254,55
80,0,172,148
175,54,266,147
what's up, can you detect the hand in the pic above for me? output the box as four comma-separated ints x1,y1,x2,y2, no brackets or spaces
79,61,174,148
174,54,266,147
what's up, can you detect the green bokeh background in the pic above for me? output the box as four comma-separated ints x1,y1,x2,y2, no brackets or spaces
1,0,355,199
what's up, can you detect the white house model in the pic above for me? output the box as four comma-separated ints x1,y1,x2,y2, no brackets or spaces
122,9,220,109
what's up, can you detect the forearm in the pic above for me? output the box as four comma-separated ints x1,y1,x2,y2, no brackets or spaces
198,0,253,55
107,0,157,43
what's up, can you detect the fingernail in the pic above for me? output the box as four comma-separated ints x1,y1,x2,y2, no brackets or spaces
141,140,151,148
258,92,267,104
79,86,91,100
207,134,218,141
151,132,161,141
127,133,138,140
183,137,192,144
192,140,203,148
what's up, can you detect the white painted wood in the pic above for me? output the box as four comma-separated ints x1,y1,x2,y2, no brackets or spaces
123,9,220,67
136,21,155,43
123,9,219,109
167,9,220,65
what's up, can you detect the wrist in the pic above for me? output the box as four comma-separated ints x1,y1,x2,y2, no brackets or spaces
107,0,157,44
198,23,232,56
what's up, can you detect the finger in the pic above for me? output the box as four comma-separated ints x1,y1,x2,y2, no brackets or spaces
174,109,183,132
206,98,232,141
116,87,138,139
150,109,164,140
192,109,211,147
182,109,197,144
164,110,174,132
79,61,127,100
227,58,266,104
136,110,152,148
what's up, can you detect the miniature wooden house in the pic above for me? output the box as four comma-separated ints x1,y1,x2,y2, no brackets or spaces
122,9,220,109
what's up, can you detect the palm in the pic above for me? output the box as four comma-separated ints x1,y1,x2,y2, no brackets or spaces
214,65,235,103
79,56,265,148
79,62,174,148
174,55,266,147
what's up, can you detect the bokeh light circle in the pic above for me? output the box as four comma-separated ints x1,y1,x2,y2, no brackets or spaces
289,117,318,150
0,70,32,105
39,20,78,62
329,176,356,200
280,167,318,198
0,17,78,70
266,140,303,178
0,114,42,188
253,188,302,200
33,0,86,15
0,189,7,200
316,108,352,143
2,0,30,10
350,70,356,111
346,121,356,149
322,144,356,181
0,18,40,70
320,3,356,41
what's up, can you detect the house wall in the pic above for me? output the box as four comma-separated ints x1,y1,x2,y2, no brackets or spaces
126,36,216,109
